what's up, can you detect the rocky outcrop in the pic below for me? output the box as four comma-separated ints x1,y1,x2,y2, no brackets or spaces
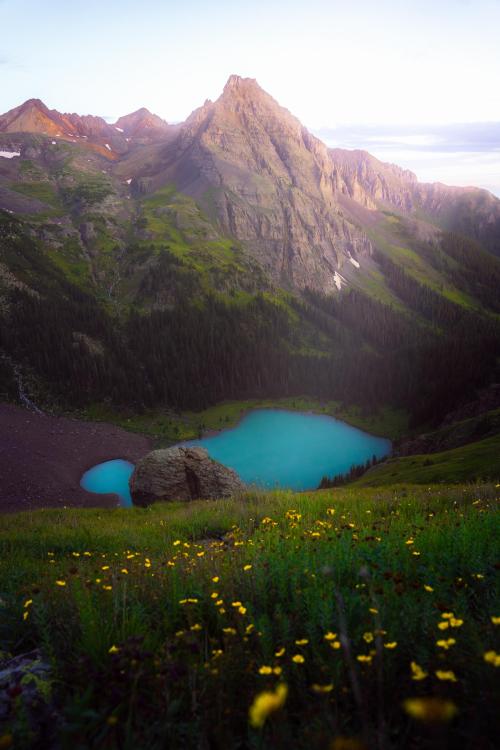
130,446,245,507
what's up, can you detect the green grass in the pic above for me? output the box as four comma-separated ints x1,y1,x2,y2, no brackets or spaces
354,433,500,486
10,181,65,214
0,484,498,748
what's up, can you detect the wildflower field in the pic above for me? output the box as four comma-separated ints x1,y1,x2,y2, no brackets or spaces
0,483,498,749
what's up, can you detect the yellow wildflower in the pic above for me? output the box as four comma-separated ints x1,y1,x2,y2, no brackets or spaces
245,624,255,634
403,697,458,722
248,683,288,728
436,638,456,650
190,623,202,631
484,650,500,667
490,616,500,625
23,611,29,621
238,606,247,615
23,599,33,608
108,645,120,654
363,632,374,643
275,647,286,657
223,627,236,635
411,661,428,681
324,632,338,641
330,641,341,650
441,612,454,619
259,666,273,675
369,608,378,614
384,642,397,649
356,654,372,664
424,585,434,592
311,683,334,693
211,592,219,599
292,654,305,663
243,564,252,571
435,670,458,682
212,576,220,583
449,618,463,628
232,601,242,607
55,580,66,587
295,638,309,645
437,621,449,631
120,569,128,574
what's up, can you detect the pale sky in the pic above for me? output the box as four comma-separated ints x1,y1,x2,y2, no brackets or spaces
1,0,499,194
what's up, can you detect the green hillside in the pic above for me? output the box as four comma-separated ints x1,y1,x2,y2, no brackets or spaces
354,433,500,487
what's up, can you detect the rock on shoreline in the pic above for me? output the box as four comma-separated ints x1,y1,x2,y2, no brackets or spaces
130,446,245,506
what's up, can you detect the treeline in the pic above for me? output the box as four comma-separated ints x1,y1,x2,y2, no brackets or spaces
318,454,382,489
1,214,500,429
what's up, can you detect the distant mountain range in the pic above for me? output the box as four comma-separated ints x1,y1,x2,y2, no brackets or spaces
0,98,176,153
1,75,499,431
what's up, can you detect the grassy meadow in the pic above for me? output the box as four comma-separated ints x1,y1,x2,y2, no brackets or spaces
0,483,498,749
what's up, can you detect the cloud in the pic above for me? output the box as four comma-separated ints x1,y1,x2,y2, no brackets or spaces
315,122,500,155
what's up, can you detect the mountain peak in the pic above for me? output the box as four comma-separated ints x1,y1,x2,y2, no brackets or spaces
114,108,171,139
20,98,48,111
223,75,262,95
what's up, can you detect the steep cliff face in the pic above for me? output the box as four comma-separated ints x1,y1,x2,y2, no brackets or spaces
328,147,500,253
155,76,373,292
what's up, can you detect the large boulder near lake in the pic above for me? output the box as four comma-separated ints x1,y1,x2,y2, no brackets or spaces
129,446,245,507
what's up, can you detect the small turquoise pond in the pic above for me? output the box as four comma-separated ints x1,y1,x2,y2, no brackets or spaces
80,459,134,507
80,410,391,505
185,409,391,491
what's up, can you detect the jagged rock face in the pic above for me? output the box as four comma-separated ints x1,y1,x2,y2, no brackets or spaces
159,76,373,292
129,446,245,507
329,149,418,211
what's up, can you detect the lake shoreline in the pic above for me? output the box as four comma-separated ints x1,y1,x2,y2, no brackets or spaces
196,404,395,443
0,402,152,513
184,407,392,491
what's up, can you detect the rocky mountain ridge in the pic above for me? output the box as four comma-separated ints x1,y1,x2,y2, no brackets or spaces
0,98,176,156
0,75,499,298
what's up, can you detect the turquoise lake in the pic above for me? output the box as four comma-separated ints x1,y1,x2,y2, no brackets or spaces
80,459,134,507
80,410,391,504
185,409,391,491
